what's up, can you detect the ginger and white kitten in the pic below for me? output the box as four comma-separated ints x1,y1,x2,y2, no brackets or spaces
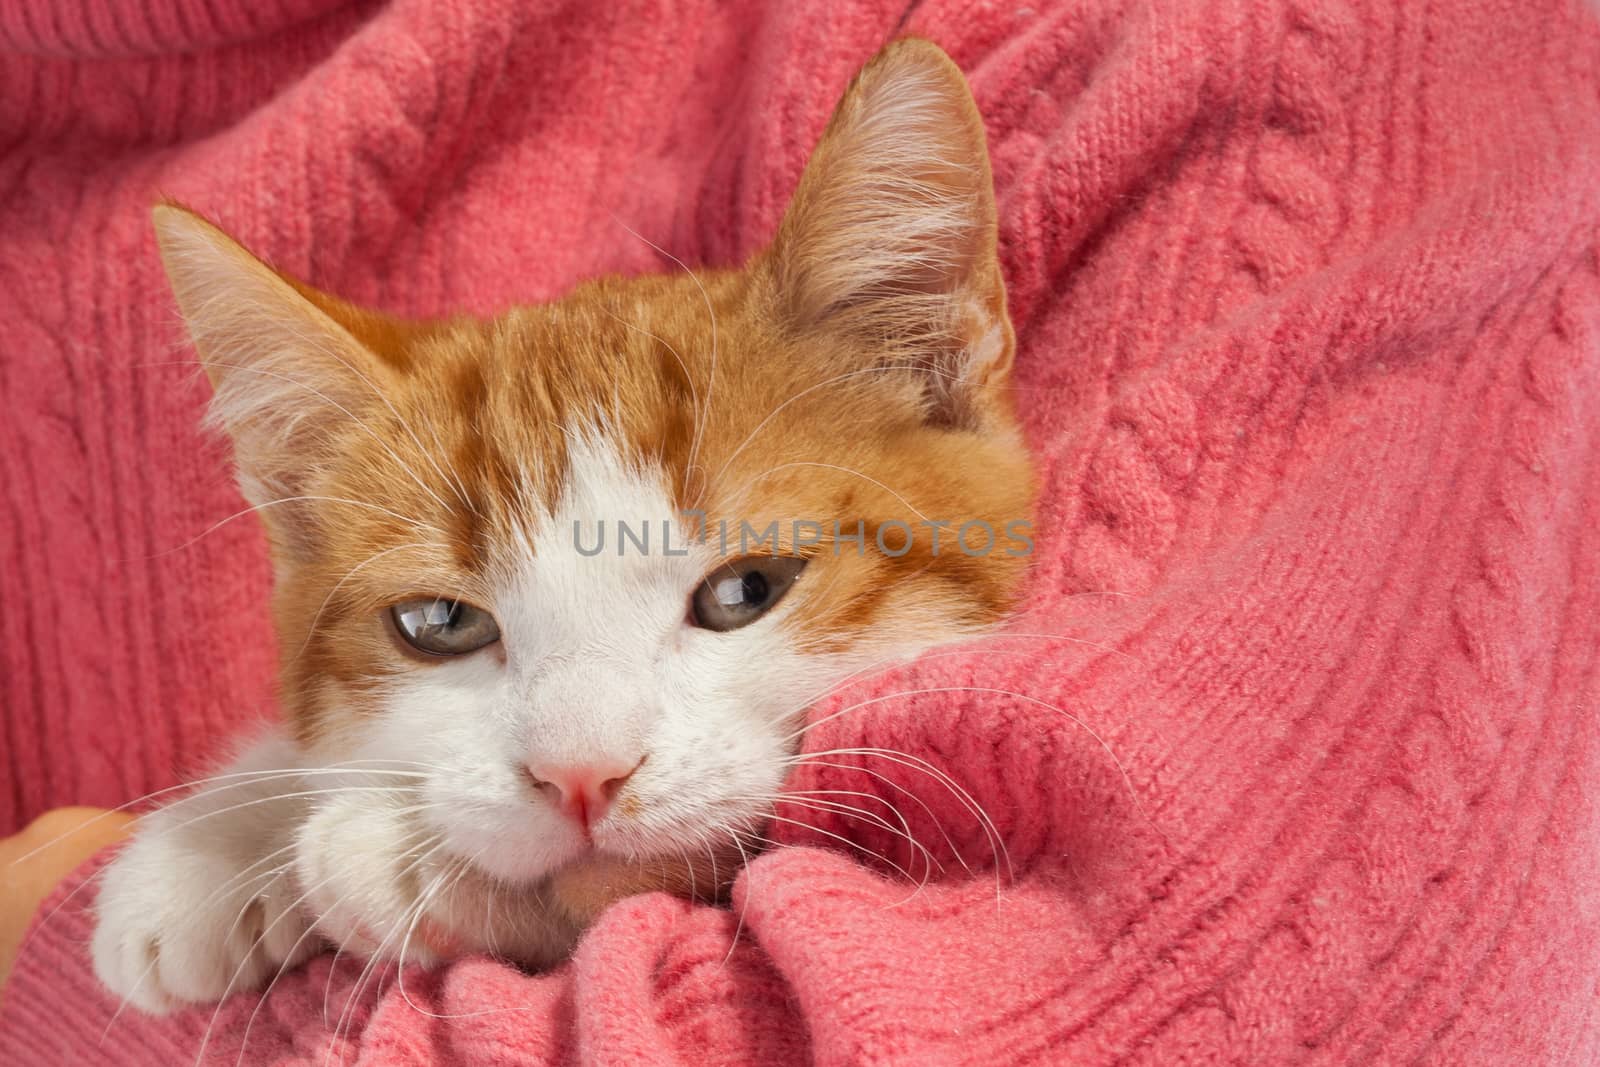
92,38,1034,1013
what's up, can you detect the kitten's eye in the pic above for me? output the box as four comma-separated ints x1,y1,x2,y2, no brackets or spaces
690,557,807,632
390,598,501,656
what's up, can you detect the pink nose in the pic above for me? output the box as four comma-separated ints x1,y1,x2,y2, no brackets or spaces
523,757,642,831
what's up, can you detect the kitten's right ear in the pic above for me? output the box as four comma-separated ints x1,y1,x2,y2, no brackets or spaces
152,205,386,522
768,39,1012,431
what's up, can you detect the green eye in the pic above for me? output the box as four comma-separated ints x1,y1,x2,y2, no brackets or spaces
390,598,501,656
690,557,807,632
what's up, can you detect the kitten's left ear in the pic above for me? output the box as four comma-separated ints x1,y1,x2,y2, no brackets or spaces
769,38,1011,429
151,204,399,555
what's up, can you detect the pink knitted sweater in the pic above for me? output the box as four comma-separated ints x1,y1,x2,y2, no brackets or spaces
3,0,1599,1063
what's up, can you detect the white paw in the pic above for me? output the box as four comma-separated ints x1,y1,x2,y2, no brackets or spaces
91,808,317,1014
293,793,456,965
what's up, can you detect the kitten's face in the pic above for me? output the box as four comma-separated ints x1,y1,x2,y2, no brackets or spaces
154,40,1033,887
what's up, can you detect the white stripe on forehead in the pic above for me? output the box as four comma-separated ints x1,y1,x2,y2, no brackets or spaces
493,430,714,667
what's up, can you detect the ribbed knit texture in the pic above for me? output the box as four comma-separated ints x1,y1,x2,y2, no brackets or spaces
3,0,1599,1063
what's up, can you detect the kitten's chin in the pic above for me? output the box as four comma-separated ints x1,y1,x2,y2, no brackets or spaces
434,812,592,887
544,844,743,924
443,836,735,929
544,853,682,926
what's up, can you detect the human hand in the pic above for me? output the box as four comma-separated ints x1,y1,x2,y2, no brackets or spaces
0,807,133,995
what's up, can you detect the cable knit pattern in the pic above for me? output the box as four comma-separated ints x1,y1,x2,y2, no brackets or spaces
3,1,1599,1063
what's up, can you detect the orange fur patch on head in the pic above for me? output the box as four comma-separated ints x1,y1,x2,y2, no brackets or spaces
152,37,1032,746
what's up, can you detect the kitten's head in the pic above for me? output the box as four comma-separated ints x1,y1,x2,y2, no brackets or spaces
154,39,1034,886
